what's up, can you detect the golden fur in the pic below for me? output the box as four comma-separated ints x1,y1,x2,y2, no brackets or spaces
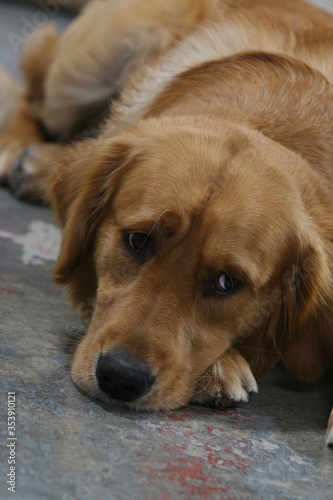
0,0,332,444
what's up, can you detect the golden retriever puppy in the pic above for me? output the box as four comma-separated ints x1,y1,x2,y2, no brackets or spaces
1,0,332,445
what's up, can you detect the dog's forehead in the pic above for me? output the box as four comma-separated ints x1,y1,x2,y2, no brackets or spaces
113,127,293,226
113,128,250,223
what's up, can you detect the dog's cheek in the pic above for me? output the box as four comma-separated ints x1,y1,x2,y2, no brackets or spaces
147,370,194,410
150,333,231,409
70,329,104,395
134,321,203,410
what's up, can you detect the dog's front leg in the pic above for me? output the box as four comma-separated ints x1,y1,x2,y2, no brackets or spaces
193,347,258,408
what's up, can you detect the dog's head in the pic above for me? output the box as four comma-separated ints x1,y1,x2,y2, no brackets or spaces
51,117,332,409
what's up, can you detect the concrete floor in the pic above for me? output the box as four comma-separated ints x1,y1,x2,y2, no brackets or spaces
0,1,333,499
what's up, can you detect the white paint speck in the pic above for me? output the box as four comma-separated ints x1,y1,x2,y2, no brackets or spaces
0,220,61,265
290,455,309,465
251,439,280,452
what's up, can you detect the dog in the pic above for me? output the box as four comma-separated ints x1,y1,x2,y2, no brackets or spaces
0,0,332,445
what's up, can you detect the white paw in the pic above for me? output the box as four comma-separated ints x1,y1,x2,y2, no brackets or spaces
193,347,258,408
211,356,258,402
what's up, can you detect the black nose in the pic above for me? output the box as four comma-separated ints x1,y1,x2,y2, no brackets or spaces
96,349,156,402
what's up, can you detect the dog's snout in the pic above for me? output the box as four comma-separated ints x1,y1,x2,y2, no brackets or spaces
96,349,156,402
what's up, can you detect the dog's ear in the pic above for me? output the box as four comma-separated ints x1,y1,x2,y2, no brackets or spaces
242,230,333,381
269,230,333,381
50,137,133,309
238,229,333,381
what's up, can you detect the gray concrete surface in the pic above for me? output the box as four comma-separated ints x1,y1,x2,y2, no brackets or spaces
0,1,332,499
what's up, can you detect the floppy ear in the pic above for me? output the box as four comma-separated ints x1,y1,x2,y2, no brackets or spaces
50,136,133,312
238,228,333,382
270,232,333,382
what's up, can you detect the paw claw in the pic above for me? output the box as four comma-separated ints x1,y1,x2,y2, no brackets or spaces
245,372,258,394
213,396,236,410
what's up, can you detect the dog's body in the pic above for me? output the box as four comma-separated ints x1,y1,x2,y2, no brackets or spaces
1,0,332,444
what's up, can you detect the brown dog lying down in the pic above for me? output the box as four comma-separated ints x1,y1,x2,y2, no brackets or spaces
0,0,332,444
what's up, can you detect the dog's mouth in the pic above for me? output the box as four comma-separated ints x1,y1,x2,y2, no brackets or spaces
88,381,184,413
72,349,236,412
89,381,236,413
90,388,159,412
71,346,197,411
71,347,179,411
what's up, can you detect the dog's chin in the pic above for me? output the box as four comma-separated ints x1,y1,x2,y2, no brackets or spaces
92,391,154,412
73,374,238,412
71,373,193,412
92,389,236,412
90,390,192,412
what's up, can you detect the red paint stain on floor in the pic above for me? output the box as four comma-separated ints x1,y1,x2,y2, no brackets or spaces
38,286,58,297
146,461,233,497
141,410,254,497
0,287,20,295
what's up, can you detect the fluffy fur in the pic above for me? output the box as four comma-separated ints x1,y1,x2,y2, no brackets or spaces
0,0,332,445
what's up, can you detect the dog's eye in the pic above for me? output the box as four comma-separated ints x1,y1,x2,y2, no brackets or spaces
212,272,241,295
125,232,149,259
